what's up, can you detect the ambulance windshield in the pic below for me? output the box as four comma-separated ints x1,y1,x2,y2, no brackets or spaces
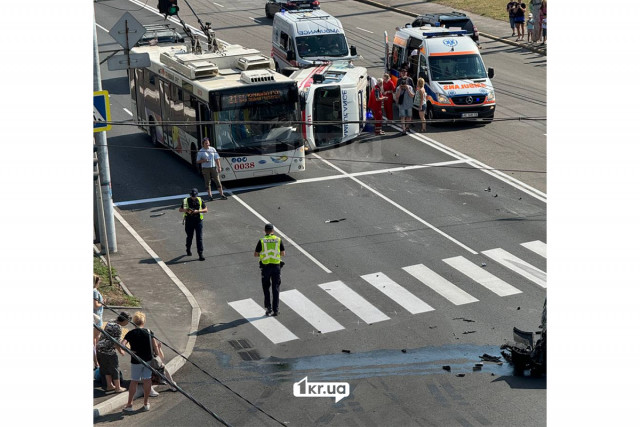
296,34,349,58
428,54,487,81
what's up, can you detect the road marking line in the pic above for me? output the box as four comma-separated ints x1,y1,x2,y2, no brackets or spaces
482,248,547,288
442,256,522,297
113,160,468,207
398,127,547,202
313,153,478,254
280,290,345,333
356,27,373,34
213,2,224,7
228,298,299,344
520,240,547,258
123,108,132,116
319,281,390,324
361,272,434,314
403,264,479,305
96,23,108,32
233,194,333,273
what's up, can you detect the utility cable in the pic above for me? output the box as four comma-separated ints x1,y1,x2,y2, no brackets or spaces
94,300,288,426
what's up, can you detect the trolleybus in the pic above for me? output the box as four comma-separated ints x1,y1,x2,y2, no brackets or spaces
129,40,305,181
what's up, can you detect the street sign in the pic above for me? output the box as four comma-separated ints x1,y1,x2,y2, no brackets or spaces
107,52,151,71
109,12,146,49
94,91,112,133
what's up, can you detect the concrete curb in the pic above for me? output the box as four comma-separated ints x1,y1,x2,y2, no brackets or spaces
352,0,545,56
93,210,202,418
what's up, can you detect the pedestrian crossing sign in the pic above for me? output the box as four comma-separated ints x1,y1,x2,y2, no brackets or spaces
93,90,112,133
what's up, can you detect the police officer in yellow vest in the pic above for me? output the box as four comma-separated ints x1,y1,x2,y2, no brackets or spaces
254,223,285,316
179,188,208,261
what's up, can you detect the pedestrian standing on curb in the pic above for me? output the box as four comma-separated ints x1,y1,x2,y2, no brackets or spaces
179,188,208,261
526,13,535,42
93,274,105,327
368,78,386,135
96,311,130,393
254,223,285,317
507,1,518,36
381,73,396,122
514,2,526,41
122,311,159,413
196,137,227,201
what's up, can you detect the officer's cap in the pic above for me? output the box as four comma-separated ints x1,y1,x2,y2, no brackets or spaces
264,223,274,231
190,188,199,197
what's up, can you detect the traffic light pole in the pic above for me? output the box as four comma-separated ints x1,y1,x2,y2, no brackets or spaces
93,15,117,254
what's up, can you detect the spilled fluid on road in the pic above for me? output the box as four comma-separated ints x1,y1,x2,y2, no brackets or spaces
232,344,513,382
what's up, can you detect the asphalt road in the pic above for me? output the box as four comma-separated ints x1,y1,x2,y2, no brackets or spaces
94,0,546,425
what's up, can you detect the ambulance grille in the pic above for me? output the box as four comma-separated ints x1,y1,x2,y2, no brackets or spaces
450,94,486,105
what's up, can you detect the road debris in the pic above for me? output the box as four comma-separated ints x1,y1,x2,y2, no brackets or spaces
456,373,465,377
481,262,487,267
401,349,407,353
493,194,498,197
442,365,451,371
325,218,346,223
462,331,476,335
453,317,476,323
342,349,351,354
484,187,491,192
480,354,502,363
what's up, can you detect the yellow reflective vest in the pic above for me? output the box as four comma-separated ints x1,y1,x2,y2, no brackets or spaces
183,197,203,220
259,235,281,264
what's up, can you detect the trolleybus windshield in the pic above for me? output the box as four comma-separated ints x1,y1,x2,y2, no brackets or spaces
211,85,301,154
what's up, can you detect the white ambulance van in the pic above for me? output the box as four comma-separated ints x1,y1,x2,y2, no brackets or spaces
272,10,358,71
289,61,368,150
386,26,495,121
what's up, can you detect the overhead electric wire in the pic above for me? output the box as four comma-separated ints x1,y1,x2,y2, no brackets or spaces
94,298,288,426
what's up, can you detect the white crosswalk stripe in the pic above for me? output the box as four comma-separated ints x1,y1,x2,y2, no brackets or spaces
319,280,390,324
403,264,479,305
361,272,434,314
482,248,547,288
442,256,522,297
279,289,345,333
521,240,547,258
228,298,299,344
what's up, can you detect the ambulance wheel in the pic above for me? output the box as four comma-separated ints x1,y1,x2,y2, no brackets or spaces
265,6,273,19
426,104,437,126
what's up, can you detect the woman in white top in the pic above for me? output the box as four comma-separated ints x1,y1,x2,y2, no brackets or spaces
415,78,427,132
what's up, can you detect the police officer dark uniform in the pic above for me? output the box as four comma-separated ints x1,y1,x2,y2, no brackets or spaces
179,188,208,261
254,223,285,316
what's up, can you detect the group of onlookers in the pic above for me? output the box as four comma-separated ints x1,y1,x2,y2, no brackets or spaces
507,1,546,44
368,64,428,136
93,274,176,413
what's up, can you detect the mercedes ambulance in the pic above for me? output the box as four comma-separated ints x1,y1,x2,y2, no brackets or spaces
386,26,495,121
289,61,368,150
272,9,358,71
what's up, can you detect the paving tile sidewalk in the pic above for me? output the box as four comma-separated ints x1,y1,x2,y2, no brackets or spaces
93,209,194,417
353,0,546,55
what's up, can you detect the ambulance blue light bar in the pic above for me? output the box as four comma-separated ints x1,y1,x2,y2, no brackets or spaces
422,30,468,37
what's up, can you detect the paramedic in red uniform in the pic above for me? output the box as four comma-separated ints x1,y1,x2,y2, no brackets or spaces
368,79,387,135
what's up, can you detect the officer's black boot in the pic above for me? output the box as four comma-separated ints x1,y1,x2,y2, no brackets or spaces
198,253,205,261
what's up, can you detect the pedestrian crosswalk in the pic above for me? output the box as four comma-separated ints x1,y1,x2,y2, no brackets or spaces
228,241,546,344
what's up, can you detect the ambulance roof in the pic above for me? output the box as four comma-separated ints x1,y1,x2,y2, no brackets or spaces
396,26,479,55
276,10,344,35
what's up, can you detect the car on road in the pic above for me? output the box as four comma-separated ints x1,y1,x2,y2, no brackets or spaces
409,12,479,43
265,0,320,19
